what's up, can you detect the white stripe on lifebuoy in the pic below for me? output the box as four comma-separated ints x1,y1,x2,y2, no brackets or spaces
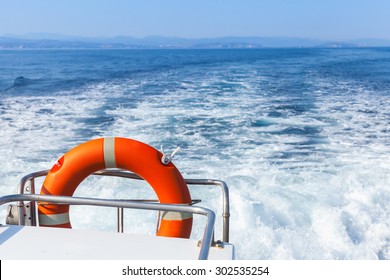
162,211,193,221
103,137,116,168
38,212,70,226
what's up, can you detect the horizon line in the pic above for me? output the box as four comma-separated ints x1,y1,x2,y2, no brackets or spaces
2,33,390,42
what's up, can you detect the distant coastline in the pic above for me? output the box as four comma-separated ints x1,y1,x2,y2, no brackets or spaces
1,34,390,49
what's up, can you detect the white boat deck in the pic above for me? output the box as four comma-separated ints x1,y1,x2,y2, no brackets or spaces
0,225,235,260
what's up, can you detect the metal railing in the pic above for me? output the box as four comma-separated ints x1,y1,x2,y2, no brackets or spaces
16,169,230,243
0,193,215,260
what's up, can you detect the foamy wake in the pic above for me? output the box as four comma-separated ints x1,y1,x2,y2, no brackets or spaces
1,57,389,260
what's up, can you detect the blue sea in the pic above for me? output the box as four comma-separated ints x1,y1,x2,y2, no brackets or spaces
0,48,389,259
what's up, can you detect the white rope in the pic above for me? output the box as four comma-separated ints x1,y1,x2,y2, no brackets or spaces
160,146,181,165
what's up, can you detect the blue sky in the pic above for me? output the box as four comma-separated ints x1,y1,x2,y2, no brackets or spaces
1,0,390,40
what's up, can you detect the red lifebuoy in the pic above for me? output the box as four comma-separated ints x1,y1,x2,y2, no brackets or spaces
38,137,192,238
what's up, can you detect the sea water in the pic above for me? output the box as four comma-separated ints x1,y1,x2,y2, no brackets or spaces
0,48,389,259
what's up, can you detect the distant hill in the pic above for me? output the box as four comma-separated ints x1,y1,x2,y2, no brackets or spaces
1,34,389,49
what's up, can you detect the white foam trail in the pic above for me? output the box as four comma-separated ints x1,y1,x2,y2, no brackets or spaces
1,52,389,260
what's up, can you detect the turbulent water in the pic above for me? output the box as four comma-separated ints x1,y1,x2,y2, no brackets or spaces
0,48,389,259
